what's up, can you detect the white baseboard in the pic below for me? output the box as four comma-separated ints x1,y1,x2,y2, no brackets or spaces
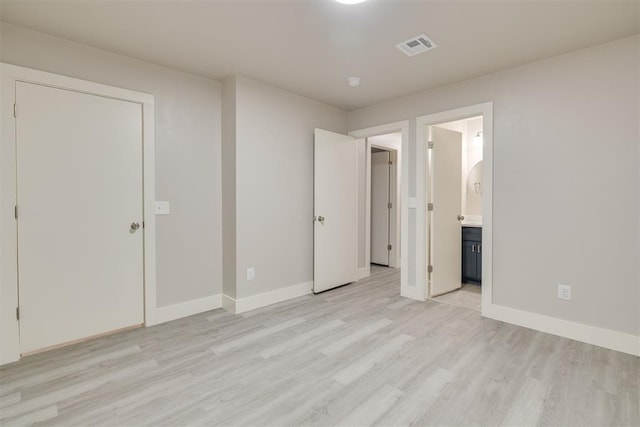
483,303,640,356
223,281,313,315
358,267,370,280
221,294,235,313
156,294,222,324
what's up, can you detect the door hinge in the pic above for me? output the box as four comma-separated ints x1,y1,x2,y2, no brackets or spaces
13,104,17,118
387,202,392,209
427,203,434,211
16,307,20,321
14,205,18,220
428,265,433,273
387,244,392,251
428,141,434,149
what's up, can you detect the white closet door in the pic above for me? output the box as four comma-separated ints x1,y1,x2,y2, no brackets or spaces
313,129,359,293
371,151,390,266
16,82,144,353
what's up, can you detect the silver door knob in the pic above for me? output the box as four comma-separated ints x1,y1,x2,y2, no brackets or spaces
130,222,141,232
457,215,465,221
317,216,325,225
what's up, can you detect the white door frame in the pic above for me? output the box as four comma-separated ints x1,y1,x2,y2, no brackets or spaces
0,63,157,365
349,121,408,295
415,102,493,314
368,143,399,269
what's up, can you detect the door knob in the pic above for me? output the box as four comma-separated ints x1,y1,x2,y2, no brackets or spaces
457,215,465,221
317,216,325,225
130,222,141,232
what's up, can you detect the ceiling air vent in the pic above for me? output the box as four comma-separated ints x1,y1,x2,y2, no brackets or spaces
396,34,437,57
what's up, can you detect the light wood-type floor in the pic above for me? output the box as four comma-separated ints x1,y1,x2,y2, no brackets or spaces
1,267,638,426
432,284,481,312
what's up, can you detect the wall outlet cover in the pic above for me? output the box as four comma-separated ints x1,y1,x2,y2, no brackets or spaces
558,284,571,301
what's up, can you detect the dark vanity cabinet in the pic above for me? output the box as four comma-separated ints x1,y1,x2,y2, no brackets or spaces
462,227,482,284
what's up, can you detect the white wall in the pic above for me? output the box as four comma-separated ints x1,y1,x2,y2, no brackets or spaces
229,76,347,299
348,35,640,335
0,23,223,308
464,117,483,217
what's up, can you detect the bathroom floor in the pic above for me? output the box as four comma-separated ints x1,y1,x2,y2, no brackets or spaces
432,284,481,312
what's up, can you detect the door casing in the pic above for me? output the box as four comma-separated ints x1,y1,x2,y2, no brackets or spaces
349,122,408,295
0,63,157,365
415,102,493,314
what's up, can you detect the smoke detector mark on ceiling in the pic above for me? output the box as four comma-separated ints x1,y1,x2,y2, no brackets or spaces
396,34,437,57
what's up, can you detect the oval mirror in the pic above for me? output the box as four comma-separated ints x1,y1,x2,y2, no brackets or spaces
466,161,483,215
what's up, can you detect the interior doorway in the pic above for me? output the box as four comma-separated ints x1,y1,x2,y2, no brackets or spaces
368,133,400,272
349,121,409,296
0,63,157,365
16,82,146,354
357,133,401,277
370,148,392,267
414,102,493,313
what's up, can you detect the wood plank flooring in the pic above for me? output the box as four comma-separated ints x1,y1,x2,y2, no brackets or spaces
1,267,638,426
432,284,481,312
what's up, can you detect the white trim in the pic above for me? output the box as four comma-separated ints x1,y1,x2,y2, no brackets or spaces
416,103,494,306
0,63,154,104
223,281,313,315
365,140,371,270
358,266,371,280
221,294,235,313
0,63,157,364
349,121,409,298
484,304,640,356
156,294,222,324
142,102,158,327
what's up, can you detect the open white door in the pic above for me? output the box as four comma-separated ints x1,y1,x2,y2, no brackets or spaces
16,82,144,353
428,126,463,297
314,129,359,293
371,150,390,266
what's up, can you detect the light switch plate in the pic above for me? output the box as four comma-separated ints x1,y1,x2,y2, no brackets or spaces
155,201,171,215
247,267,255,281
408,198,417,209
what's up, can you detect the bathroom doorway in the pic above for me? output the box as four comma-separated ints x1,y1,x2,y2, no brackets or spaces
427,116,484,312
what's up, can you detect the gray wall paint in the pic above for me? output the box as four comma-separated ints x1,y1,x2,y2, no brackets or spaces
221,76,237,299
233,76,347,299
348,35,640,335
0,23,223,307
2,22,637,336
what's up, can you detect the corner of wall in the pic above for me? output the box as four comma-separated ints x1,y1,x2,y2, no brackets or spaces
221,76,238,299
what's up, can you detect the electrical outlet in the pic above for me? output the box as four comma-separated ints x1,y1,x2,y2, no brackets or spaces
558,284,571,301
246,267,255,281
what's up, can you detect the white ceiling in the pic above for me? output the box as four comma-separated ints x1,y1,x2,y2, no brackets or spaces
1,0,638,110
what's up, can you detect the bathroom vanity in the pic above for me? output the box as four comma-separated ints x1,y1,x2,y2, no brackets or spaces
462,226,482,284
